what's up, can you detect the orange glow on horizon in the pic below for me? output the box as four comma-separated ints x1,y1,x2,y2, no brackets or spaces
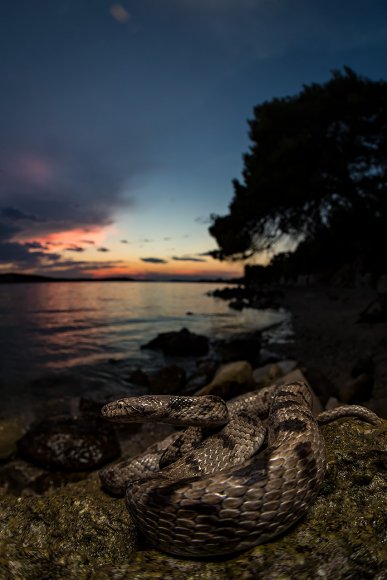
24,226,110,249
86,262,242,280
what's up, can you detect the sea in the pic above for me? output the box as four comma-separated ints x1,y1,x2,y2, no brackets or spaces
0,282,290,417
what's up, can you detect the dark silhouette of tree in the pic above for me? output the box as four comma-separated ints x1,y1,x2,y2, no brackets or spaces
209,68,387,267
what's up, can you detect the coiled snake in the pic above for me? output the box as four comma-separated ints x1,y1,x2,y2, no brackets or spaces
100,381,382,557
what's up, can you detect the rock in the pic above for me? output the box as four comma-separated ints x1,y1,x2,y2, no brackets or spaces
0,419,25,461
0,475,136,576
253,362,283,388
148,365,186,394
195,361,254,399
276,359,298,375
127,368,150,387
325,396,340,410
0,459,45,495
338,372,374,404
258,348,282,365
0,459,87,496
141,328,209,357
17,414,121,471
214,331,261,366
183,374,209,394
1,412,386,577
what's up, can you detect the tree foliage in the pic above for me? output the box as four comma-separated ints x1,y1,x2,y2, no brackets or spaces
209,68,387,264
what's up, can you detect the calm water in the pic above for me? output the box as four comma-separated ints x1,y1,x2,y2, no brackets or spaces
0,282,288,415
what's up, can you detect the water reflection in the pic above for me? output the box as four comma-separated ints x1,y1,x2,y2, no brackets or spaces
0,282,286,383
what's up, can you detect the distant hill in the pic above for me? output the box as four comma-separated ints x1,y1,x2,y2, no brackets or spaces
0,272,238,284
0,273,135,283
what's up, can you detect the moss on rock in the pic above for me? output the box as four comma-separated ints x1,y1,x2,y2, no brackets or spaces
0,475,136,579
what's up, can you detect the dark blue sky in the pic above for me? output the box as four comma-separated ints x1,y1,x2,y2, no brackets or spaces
1,0,386,278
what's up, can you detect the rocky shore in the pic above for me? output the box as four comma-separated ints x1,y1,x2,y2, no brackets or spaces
0,286,386,578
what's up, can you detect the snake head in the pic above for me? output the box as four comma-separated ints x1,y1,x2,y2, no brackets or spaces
101,398,135,421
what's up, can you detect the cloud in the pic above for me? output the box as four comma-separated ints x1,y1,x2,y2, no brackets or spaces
121,239,129,244
65,245,85,253
0,139,142,243
172,255,207,262
197,250,216,257
23,241,49,250
195,215,211,225
1,206,44,222
140,257,168,264
97,247,110,252
110,4,131,23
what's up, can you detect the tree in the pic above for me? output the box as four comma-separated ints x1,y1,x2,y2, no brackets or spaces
209,68,387,263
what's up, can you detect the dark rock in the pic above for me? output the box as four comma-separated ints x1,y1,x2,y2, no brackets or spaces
17,414,121,471
0,459,44,495
141,327,209,357
358,293,387,323
128,368,150,387
148,365,186,394
214,331,261,366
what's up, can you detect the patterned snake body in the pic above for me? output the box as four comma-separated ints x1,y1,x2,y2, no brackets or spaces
100,381,381,557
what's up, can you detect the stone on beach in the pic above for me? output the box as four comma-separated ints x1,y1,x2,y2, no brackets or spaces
194,360,254,398
0,419,25,461
17,414,121,471
141,327,209,356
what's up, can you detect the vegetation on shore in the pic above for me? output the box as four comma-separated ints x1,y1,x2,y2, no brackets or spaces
209,68,387,286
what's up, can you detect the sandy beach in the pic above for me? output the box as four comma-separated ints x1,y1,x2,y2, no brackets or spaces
275,286,387,418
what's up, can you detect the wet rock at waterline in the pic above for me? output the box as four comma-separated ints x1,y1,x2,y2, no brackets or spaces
141,327,209,357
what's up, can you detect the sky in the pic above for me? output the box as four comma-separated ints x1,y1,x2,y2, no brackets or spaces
0,0,386,280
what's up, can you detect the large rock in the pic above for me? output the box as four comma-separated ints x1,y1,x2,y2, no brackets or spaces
141,328,209,357
0,416,385,577
0,476,136,577
17,414,121,471
195,361,254,399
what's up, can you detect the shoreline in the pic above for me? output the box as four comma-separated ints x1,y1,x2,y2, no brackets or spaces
272,285,387,418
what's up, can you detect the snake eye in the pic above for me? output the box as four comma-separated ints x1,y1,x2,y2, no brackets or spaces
117,400,126,408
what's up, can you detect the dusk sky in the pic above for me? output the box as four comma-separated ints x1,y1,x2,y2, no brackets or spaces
1,0,386,280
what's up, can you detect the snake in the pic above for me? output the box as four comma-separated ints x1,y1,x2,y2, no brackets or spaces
99,381,382,558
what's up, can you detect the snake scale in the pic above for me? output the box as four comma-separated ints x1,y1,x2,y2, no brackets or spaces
100,381,382,557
